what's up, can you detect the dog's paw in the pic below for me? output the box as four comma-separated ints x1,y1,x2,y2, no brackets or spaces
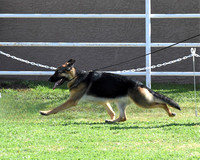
40,111,49,116
170,112,176,117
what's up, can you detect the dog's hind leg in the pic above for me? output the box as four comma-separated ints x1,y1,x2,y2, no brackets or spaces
129,87,177,117
102,102,115,121
152,103,176,117
105,102,127,123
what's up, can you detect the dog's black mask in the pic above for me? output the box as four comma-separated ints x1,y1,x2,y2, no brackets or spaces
48,59,76,90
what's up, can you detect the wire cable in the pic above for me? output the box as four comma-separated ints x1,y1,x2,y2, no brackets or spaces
95,33,200,71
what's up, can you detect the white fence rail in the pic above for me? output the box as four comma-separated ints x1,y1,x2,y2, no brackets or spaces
0,0,200,88
0,13,200,19
0,42,200,47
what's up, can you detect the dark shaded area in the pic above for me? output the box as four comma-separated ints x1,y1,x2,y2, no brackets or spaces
109,122,200,130
0,80,55,89
60,121,200,130
0,81,30,89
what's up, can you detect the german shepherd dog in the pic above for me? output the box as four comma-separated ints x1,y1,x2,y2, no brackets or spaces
40,59,181,123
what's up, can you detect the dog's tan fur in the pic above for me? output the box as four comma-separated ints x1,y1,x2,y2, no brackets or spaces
41,83,86,115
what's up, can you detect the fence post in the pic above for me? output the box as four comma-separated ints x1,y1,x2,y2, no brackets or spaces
145,0,152,88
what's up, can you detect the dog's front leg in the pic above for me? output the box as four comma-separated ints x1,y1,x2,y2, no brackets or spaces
40,99,78,116
40,83,86,116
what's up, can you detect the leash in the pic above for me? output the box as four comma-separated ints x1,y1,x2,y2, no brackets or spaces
93,33,200,71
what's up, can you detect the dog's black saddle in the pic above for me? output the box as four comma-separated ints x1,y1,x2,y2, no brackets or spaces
69,70,102,90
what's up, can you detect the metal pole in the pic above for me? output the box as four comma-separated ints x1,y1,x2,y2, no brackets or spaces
191,48,198,117
145,0,151,88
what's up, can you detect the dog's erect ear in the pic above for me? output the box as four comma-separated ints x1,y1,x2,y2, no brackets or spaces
63,59,76,69
62,59,76,69
68,59,76,65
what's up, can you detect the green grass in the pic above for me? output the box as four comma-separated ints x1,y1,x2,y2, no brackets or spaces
0,81,200,160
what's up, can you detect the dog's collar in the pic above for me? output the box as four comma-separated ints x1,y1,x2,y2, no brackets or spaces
67,70,87,82
67,76,77,83
68,71,88,90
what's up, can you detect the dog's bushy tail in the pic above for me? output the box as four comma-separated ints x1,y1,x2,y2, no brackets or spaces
146,87,181,111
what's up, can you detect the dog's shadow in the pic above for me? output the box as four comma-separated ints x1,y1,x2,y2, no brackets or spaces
61,121,200,130
109,122,200,130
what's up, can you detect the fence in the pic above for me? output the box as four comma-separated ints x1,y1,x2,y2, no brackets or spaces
0,0,200,88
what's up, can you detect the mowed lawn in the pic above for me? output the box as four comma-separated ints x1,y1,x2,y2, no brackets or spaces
0,81,200,160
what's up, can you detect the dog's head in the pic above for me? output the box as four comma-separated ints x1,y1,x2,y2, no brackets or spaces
49,59,76,89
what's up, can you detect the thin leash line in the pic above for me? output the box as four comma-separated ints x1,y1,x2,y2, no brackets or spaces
95,33,200,71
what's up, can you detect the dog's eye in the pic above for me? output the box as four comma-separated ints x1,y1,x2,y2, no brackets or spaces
64,67,71,71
